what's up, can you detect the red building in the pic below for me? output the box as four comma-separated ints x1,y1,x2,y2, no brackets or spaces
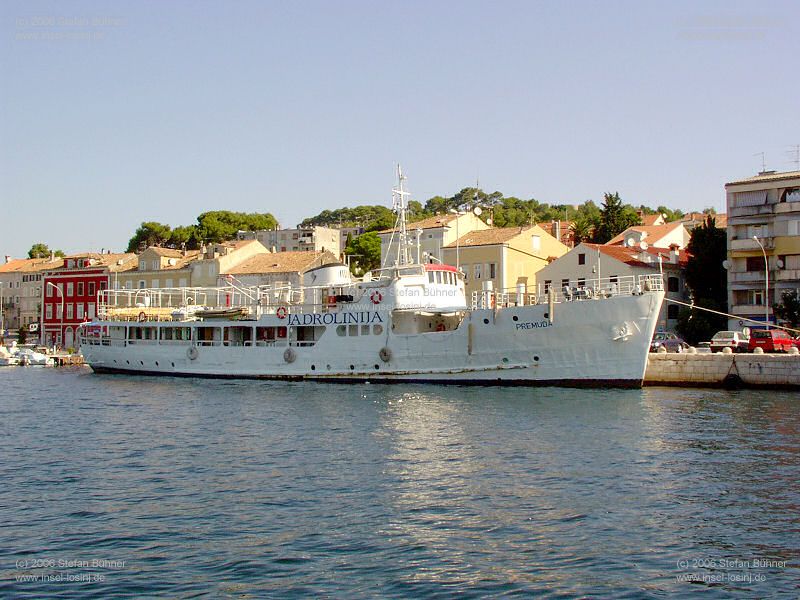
41,253,137,349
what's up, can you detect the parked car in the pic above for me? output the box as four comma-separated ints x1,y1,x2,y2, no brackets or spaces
748,329,796,353
710,331,750,353
650,332,690,353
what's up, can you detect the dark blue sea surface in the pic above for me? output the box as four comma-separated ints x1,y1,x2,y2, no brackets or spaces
0,367,798,598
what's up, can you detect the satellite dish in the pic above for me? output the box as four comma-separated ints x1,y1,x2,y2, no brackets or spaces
473,206,483,216
625,238,635,247
722,260,731,270
639,241,649,250
776,259,784,269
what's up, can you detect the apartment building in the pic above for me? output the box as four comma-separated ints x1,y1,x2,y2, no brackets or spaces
725,170,800,330
0,256,63,333
238,226,341,254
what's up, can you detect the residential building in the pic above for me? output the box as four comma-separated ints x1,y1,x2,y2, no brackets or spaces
220,251,339,303
42,253,138,348
336,226,366,253
724,170,800,330
0,256,63,334
536,242,690,332
606,221,691,250
378,212,489,267
189,240,270,287
238,226,341,254
441,225,569,301
114,247,202,291
639,213,666,226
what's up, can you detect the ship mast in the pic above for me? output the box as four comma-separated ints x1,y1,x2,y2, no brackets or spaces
391,164,411,266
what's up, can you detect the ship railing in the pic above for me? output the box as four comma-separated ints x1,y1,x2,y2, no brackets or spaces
470,275,663,310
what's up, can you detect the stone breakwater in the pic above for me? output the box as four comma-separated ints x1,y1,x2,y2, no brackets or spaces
645,353,800,389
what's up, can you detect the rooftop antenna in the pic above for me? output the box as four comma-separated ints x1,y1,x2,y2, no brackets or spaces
787,144,800,170
754,151,766,173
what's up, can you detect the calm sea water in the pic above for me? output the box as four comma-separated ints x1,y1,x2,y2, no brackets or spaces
0,367,797,599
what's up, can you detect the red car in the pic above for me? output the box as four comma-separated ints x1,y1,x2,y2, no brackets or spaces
748,329,796,353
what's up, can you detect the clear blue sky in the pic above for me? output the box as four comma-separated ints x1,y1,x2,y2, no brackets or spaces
2,0,798,257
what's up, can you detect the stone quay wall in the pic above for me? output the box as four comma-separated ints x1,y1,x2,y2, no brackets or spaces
645,353,800,389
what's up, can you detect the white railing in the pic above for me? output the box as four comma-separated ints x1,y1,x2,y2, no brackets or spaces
470,275,663,310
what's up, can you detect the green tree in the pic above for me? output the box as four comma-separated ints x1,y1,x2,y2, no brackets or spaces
657,206,685,223
676,215,728,344
773,290,800,329
195,211,277,243
592,192,641,243
344,232,381,274
168,225,199,249
570,216,595,244
126,222,172,252
28,243,65,259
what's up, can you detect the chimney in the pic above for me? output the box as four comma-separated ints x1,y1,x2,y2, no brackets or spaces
4,255,10,264
669,243,680,263
553,221,560,241
50,251,55,261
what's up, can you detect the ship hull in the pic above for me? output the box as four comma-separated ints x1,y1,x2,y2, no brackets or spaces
81,291,663,388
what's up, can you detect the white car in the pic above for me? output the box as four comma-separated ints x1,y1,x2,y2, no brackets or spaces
710,331,749,353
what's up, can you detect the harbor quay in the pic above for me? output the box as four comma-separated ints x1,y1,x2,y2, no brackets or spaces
645,352,800,389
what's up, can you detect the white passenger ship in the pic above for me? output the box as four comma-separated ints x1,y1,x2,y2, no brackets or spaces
80,170,664,387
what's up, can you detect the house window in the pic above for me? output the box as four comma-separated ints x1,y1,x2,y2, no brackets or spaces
151,279,159,288
179,278,187,287
667,277,679,292
56,304,63,319
88,303,96,319
100,281,107,291
66,304,74,320
76,304,84,319
462,265,469,281
46,304,53,319
125,281,133,290
47,285,53,297
750,289,764,305
531,235,541,252
561,278,570,289
152,260,160,270
746,257,763,271
88,282,96,296
610,276,618,284
66,282,74,297
139,260,147,270
578,253,586,265
544,280,552,292
577,278,586,287
667,304,679,319
489,263,496,279
165,278,173,288
77,282,84,296
474,264,482,279
139,280,146,289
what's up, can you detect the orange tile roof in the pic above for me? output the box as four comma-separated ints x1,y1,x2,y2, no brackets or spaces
641,214,663,226
378,213,459,234
606,222,686,246
55,253,139,272
584,243,689,267
0,257,64,273
444,226,535,248
225,251,337,275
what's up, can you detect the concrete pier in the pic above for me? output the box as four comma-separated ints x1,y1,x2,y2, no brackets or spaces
645,353,800,389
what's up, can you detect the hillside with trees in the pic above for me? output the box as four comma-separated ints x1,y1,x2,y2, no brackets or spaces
126,211,278,252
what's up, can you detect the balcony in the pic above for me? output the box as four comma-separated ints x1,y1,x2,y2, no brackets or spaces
728,271,764,283
775,269,800,282
730,237,774,251
731,304,771,316
729,204,775,218
774,201,800,214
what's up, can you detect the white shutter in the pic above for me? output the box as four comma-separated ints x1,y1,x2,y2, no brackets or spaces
735,191,767,207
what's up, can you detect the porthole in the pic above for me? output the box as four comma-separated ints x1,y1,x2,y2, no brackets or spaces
374,364,380,370
373,324,383,335
155,361,159,367
140,361,144,366
502,357,509,363
126,360,130,365
171,362,175,368
336,325,346,337
311,364,316,371
534,356,540,362
483,318,489,325
544,312,549,319
349,364,355,370
512,316,519,322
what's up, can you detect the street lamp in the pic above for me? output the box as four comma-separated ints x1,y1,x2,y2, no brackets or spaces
752,235,769,329
47,282,65,349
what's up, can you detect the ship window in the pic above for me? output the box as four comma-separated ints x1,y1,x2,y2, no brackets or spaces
373,324,383,335
348,324,358,336
224,326,253,346
336,325,346,336
428,272,435,283
361,325,370,336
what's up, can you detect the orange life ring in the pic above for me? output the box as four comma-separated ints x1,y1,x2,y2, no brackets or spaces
435,323,446,332
138,311,147,322
276,306,288,319
370,290,383,305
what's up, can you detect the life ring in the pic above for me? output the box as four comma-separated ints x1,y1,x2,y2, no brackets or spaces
283,348,296,363
379,347,392,362
276,306,288,319
138,311,147,322
187,346,199,360
435,323,446,332
370,290,383,305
